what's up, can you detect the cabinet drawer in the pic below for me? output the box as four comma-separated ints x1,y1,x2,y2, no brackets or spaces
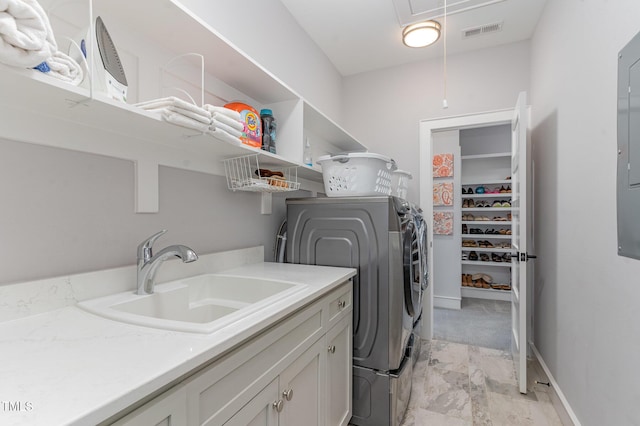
327,281,352,328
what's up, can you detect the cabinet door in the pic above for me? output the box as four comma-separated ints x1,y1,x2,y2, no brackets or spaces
223,378,279,426
279,338,323,426
111,386,187,426
326,316,353,426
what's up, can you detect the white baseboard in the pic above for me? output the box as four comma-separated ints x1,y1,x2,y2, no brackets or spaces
531,344,581,426
434,295,461,310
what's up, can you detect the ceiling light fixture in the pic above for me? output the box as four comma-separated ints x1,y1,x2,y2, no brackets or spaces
402,20,441,48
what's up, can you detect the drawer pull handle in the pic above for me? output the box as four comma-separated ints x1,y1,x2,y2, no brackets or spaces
283,388,294,401
338,300,346,309
273,399,284,412
328,345,336,354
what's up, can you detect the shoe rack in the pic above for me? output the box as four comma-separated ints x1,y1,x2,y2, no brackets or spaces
459,126,513,302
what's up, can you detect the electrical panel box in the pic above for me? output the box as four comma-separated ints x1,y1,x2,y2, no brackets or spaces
617,30,640,260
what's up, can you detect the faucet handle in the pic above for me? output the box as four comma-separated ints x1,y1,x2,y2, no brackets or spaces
137,230,167,261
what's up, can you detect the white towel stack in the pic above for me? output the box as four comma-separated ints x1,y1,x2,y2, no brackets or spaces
204,104,244,145
135,97,212,132
0,0,82,84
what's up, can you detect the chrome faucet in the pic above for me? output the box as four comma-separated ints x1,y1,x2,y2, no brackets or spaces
136,230,198,295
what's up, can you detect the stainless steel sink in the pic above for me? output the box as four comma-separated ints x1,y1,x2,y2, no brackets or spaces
78,274,307,333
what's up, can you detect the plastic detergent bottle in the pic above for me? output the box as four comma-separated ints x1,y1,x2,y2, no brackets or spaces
260,109,277,154
303,137,313,166
224,101,262,148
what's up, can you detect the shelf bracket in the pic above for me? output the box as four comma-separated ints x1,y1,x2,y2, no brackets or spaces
135,160,159,213
261,192,272,215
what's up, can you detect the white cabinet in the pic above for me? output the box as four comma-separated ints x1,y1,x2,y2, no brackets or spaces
325,315,352,426
224,379,280,426
111,386,187,426
0,0,367,212
278,338,323,425
109,280,353,426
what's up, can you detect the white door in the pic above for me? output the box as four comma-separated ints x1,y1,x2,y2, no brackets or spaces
510,91,533,394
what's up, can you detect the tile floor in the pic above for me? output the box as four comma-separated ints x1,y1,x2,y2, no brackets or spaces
400,339,567,426
401,340,563,426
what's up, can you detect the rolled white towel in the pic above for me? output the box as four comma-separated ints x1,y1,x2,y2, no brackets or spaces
210,119,242,138
165,105,211,124
207,127,243,146
38,50,83,85
203,104,242,121
212,112,244,132
135,96,210,118
146,108,209,133
161,110,209,133
0,0,55,68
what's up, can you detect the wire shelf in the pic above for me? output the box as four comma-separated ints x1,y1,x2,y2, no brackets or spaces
222,154,300,193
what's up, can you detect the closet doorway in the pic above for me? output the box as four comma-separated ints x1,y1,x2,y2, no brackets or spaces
419,93,533,394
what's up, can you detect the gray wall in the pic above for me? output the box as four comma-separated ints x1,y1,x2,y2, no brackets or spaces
530,0,640,424
342,40,531,204
0,138,297,284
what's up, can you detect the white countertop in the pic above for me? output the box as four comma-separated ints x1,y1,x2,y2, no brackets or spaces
0,262,355,426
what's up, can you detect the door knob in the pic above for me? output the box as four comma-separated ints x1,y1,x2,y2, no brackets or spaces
273,399,284,412
338,300,346,309
328,345,336,354
282,388,294,401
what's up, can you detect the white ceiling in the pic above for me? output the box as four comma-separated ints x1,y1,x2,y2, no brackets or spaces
279,0,548,76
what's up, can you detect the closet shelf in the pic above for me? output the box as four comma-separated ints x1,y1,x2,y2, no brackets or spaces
460,193,512,199
461,247,513,253
461,221,512,225
461,287,511,301
461,233,512,239
461,260,512,267
462,179,512,186
462,208,511,212
461,152,511,160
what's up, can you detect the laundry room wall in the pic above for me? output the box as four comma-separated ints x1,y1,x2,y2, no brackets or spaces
341,40,531,205
0,1,336,285
530,0,640,424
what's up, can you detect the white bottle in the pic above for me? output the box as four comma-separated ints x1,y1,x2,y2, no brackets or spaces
303,138,313,167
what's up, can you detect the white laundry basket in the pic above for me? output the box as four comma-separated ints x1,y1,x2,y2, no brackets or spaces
391,169,413,199
317,153,397,197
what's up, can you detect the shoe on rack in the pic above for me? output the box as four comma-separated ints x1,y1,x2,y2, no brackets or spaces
501,200,511,208
500,186,507,193
491,253,502,262
480,253,490,262
506,185,512,193
461,252,469,260
462,188,468,194
484,240,494,248
475,186,485,194
503,253,512,262
482,274,493,284
469,251,478,261
462,224,468,234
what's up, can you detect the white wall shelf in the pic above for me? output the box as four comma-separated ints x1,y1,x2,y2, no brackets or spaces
0,0,365,212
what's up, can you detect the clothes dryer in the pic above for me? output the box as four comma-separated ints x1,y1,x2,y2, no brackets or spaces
287,196,419,426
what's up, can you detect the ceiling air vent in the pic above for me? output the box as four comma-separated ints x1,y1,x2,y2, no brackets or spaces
462,22,503,38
